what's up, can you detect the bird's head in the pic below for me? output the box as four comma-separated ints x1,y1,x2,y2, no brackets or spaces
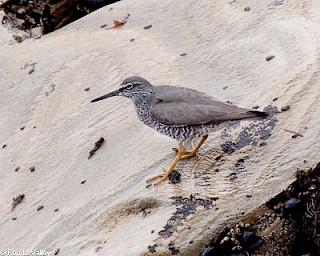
91,76,153,103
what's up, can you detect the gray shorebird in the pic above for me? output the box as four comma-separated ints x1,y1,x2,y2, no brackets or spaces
91,76,268,184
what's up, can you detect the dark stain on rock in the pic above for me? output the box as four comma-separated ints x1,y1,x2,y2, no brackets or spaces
88,137,105,159
147,244,158,253
221,106,277,153
143,24,152,29
158,195,216,238
45,83,56,97
37,205,44,211
168,241,180,255
266,55,275,61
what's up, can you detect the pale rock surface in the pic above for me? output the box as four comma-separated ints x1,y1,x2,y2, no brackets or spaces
0,0,320,255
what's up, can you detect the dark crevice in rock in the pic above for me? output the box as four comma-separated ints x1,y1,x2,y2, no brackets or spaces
200,162,320,256
0,0,120,35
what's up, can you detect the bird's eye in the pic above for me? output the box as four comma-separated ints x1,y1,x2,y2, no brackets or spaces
126,83,133,89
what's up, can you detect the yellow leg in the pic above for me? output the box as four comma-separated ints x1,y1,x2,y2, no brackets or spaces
181,135,208,159
147,144,186,185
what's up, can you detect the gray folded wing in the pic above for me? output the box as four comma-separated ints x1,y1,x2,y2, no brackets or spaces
150,85,265,125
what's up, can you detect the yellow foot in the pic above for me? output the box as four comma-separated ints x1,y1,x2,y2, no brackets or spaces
147,144,186,185
181,135,208,160
147,136,208,185
146,169,171,185
181,151,198,160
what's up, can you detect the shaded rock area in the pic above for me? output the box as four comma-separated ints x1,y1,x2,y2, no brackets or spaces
0,0,120,35
200,162,320,256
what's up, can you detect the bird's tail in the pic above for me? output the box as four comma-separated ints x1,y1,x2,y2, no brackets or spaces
247,110,269,118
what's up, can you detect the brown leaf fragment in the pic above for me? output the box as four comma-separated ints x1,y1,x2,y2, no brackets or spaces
111,14,130,29
113,20,125,28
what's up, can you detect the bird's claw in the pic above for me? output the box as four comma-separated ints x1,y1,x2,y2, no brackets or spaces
181,153,198,160
172,147,197,159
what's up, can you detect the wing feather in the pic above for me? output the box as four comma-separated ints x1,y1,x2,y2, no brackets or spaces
150,85,266,125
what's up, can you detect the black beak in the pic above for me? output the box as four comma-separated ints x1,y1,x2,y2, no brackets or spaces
91,89,120,103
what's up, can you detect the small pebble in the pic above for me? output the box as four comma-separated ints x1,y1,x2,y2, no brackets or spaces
54,248,60,255
95,246,103,253
129,38,135,42
81,180,86,184
223,86,228,90
20,125,25,130
100,24,107,28
266,55,275,61
30,166,35,172
2,144,7,148
37,205,44,211
281,105,290,112
244,6,251,11
145,184,152,189
84,88,90,91
260,141,267,146
284,198,300,208
33,126,36,129
230,174,238,181
151,230,155,234
12,194,25,210
15,167,20,172
272,97,278,102
17,8,26,15
13,34,23,43
180,53,187,56
215,155,222,161
292,134,298,139
252,105,260,109
169,170,181,184
246,194,252,198
143,24,152,29
54,208,59,212
12,216,17,220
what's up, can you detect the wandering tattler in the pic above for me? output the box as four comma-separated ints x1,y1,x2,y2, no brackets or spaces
91,76,268,184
